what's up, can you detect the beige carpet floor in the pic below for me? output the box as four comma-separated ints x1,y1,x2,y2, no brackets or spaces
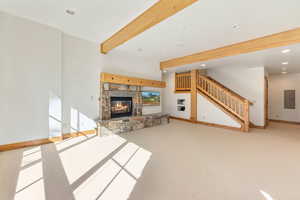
1,120,300,200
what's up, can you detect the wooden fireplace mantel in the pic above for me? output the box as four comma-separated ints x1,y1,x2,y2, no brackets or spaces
100,72,166,88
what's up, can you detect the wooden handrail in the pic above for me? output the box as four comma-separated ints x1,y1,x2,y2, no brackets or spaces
205,76,253,105
197,72,250,131
174,70,250,131
199,75,251,103
176,72,191,77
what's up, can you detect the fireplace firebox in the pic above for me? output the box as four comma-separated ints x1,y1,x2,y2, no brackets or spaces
110,97,133,118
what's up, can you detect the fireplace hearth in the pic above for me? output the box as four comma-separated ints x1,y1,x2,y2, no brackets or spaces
110,97,133,118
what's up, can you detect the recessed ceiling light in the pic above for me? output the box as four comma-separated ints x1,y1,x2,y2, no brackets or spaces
281,71,288,74
163,70,167,73
282,62,289,65
65,9,76,15
232,24,240,29
200,64,206,67
281,49,291,54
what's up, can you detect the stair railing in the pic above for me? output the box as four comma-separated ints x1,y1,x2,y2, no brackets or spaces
197,72,250,131
175,72,191,91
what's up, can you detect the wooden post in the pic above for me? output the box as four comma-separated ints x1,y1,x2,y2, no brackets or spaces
190,69,197,122
243,100,250,132
198,69,207,76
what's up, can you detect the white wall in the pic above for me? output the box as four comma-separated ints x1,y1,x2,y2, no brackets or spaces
208,66,265,126
269,73,300,122
162,72,191,119
102,51,161,81
61,42,162,131
197,94,241,128
0,11,161,145
61,34,102,134
0,12,62,145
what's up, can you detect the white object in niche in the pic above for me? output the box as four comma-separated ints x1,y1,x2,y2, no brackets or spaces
177,99,186,111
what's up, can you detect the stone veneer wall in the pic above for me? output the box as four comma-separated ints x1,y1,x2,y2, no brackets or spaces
100,83,143,120
99,114,170,135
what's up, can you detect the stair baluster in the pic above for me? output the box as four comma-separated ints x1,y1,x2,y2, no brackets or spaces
196,72,250,132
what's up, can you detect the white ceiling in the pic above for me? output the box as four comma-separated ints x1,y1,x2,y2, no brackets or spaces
1,0,300,74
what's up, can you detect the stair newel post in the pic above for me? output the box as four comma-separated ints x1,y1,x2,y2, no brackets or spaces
243,99,250,132
190,69,198,122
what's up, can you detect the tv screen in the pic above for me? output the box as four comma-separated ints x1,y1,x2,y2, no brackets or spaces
142,91,160,106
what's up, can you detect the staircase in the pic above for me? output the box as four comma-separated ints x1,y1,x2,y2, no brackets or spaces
175,71,251,132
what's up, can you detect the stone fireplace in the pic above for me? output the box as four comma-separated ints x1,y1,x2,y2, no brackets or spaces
100,83,142,120
110,96,133,118
99,79,169,135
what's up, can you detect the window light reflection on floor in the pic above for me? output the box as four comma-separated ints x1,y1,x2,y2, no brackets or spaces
14,134,152,200
98,170,136,200
72,140,152,200
59,135,126,184
15,147,45,200
260,190,275,200
113,143,139,166
21,146,42,168
73,160,121,200
124,148,152,179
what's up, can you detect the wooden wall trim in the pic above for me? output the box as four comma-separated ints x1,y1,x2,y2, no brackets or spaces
0,130,96,152
194,120,243,132
250,122,266,129
100,72,166,88
100,0,198,54
174,90,191,94
269,119,300,125
160,27,300,69
169,116,243,132
169,116,192,123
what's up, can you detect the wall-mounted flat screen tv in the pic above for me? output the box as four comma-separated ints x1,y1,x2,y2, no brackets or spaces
142,91,160,106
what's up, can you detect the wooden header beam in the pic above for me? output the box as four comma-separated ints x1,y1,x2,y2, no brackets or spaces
160,27,300,70
100,0,198,54
100,72,166,88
